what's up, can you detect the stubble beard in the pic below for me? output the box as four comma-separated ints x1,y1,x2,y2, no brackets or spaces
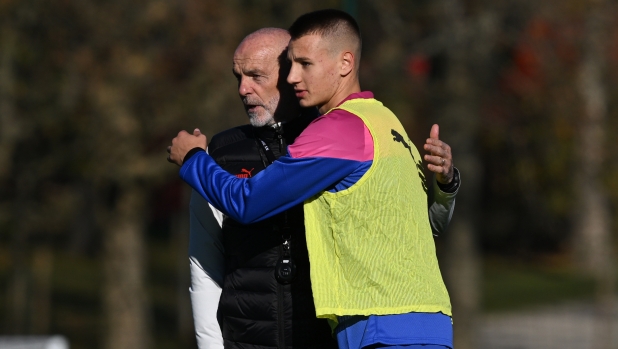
246,95,280,127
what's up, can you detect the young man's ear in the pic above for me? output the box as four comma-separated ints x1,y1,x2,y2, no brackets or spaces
340,51,355,77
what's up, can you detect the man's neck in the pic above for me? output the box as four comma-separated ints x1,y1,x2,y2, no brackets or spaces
318,78,361,114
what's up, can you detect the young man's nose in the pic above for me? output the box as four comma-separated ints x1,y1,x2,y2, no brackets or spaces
287,65,301,85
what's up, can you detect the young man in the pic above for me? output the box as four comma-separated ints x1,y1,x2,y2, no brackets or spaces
173,10,458,349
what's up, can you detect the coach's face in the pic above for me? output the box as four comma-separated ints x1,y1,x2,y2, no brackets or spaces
233,30,302,127
233,42,281,127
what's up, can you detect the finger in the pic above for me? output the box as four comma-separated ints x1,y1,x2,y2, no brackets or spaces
166,146,171,154
424,145,448,158
423,144,437,156
197,133,208,147
193,128,201,136
430,124,439,140
427,163,447,175
425,141,451,158
424,154,448,166
167,154,173,163
424,138,445,150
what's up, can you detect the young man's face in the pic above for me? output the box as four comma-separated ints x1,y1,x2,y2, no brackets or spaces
287,34,340,114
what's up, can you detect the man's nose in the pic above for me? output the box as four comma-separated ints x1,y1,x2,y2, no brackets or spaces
287,64,300,85
238,76,252,96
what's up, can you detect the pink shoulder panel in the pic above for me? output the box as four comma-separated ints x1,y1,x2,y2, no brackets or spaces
288,109,374,162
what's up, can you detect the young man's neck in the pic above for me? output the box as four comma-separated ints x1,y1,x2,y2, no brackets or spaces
318,78,361,114
273,103,302,124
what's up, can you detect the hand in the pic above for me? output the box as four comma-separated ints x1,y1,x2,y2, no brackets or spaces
167,128,207,166
423,124,454,184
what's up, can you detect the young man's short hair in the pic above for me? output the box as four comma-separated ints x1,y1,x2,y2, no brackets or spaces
288,9,362,60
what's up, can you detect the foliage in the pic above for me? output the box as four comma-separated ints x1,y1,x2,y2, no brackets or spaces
0,0,617,347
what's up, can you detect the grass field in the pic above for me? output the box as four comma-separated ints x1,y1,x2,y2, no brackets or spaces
483,256,597,312
0,246,606,348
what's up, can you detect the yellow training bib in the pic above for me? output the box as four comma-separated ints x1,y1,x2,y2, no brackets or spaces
304,98,451,321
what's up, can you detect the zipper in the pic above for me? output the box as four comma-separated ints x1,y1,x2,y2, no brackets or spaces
274,122,284,154
277,132,283,154
277,244,285,349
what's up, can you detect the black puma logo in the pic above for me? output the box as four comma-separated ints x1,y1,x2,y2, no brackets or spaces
392,129,413,158
391,129,427,193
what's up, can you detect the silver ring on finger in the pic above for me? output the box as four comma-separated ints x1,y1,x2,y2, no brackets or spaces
441,158,445,166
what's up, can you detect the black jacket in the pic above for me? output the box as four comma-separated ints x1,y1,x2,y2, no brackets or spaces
208,112,337,349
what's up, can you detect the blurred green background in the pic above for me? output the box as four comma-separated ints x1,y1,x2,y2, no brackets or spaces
0,0,617,348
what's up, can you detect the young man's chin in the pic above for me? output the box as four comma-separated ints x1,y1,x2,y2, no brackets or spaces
298,98,316,108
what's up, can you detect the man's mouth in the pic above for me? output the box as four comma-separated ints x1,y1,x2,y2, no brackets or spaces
295,90,307,98
245,104,261,112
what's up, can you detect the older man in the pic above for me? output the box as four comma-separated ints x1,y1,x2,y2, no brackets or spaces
181,26,460,349
188,28,336,349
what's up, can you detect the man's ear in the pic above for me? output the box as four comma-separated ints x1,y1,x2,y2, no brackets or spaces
340,51,355,77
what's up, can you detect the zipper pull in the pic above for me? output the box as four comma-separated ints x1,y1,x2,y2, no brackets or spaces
278,133,283,153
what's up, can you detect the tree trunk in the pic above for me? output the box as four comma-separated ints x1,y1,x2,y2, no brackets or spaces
173,186,193,342
439,108,482,349
102,183,151,349
574,2,614,348
30,246,53,334
89,67,152,348
436,1,492,348
0,23,29,335
0,25,19,181
6,173,36,334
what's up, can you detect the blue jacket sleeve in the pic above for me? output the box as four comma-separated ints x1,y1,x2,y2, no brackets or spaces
179,151,362,224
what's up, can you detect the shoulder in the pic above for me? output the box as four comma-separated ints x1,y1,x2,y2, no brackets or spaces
208,124,254,154
288,109,373,162
303,108,366,137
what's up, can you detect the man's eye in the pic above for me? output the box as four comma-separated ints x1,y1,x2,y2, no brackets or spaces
301,62,310,67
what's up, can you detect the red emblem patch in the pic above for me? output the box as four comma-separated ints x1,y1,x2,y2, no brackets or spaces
236,168,254,178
